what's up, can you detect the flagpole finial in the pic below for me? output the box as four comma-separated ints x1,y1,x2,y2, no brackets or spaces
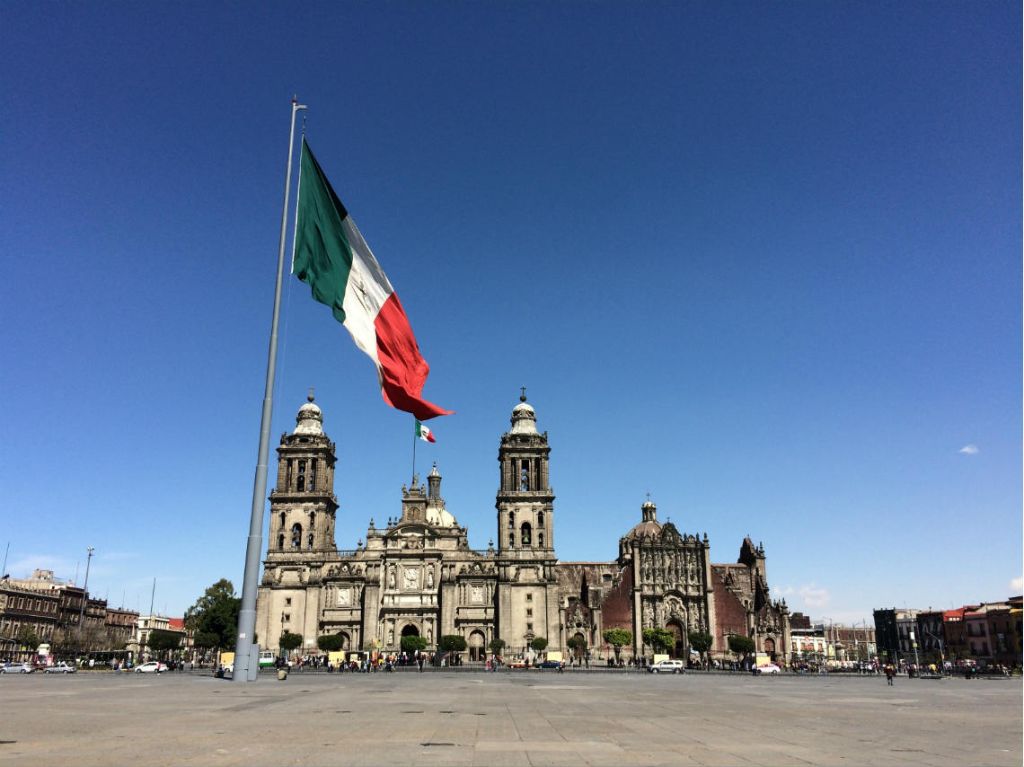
307,387,315,403
520,386,527,402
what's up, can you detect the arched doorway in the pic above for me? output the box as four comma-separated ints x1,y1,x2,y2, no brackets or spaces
571,632,587,662
763,637,776,661
338,632,351,651
666,620,686,659
468,630,486,661
397,622,417,647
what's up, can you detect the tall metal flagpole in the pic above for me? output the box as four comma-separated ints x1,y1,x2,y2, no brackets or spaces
235,97,307,684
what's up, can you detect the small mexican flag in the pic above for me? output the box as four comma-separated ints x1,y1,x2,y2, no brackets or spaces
415,420,436,443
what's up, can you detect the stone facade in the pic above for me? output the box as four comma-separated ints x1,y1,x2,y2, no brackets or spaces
256,395,790,663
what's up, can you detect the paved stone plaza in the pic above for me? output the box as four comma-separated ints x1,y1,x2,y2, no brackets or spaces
0,671,1019,766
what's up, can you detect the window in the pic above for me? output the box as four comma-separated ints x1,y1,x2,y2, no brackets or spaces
526,593,533,602
309,459,317,491
278,533,285,549
285,598,292,606
526,608,533,617
538,532,544,547
297,460,306,492
537,511,544,527
520,522,532,546
307,533,314,550
279,512,286,528
527,622,534,632
520,461,529,490
291,523,302,548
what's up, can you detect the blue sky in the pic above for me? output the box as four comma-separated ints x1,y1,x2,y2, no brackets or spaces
1,2,1020,624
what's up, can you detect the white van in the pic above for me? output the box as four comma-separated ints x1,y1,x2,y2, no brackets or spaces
258,651,277,668
648,659,685,674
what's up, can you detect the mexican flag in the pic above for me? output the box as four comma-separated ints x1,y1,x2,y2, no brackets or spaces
292,139,452,421
415,420,436,443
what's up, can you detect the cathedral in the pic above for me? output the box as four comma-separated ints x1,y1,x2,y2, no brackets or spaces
255,394,791,664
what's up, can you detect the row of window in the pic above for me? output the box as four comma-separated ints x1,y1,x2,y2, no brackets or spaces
2,596,58,613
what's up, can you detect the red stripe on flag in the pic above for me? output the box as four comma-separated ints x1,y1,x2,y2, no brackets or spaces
373,292,453,420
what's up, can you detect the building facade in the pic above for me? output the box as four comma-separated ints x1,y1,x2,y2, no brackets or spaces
256,395,791,663
1,570,138,659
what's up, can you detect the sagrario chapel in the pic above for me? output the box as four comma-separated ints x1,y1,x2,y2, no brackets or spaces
255,394,791,663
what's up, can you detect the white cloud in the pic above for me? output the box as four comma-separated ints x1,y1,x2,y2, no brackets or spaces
798,584,831,609
958,444,979,455
772,585,795,598
1011,577,1023,593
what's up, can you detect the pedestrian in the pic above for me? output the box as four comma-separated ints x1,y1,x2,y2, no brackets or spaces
885,664,895,686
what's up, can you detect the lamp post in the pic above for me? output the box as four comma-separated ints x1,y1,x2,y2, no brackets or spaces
76,547,95,651
280,612,286,666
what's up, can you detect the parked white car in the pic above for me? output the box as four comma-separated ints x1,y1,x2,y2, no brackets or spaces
755,664,782,675
648,659,685,674
44,662,77,674
134,661,167,674
1,662,35,673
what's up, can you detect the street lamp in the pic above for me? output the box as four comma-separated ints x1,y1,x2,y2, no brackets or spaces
76,547,95,649
280,612,286,666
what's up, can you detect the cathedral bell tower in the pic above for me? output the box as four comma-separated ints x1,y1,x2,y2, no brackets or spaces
267,394,339,554
495,390,560,655
496,390,554,555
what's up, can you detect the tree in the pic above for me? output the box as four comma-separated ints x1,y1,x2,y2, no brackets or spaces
566,635,588,658
602,628,632,663
642,628,675,655
727,634,755,665
15,625,39,650
488,638,506,656
401,635,427,654
279,631,303,655
193,631,219,651
688,631,713,669
438,634,467,665
318,634,345,653
148,629,182,657
530,637,548,654
184,579,241,651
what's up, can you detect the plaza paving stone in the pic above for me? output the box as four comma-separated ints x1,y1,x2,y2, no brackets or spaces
0,670,1019,766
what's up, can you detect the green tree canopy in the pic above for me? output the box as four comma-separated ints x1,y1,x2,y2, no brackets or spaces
603,628,632,649
688,631,713,654
530,637,548,653
279,631,303,652
401,635,428,653
642,628,675,654
566,636,588,653
148,629,182,655
184,579,240,651
15,625,40,650
688,630,713,669
488,638,506,655
438,635,467,653
317,634,345,652
727,634,755,656
192,631,219,650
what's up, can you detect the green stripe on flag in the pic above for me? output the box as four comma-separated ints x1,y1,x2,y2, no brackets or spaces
292,139,354,325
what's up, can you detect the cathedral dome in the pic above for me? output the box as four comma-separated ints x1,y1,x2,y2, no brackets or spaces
510,392,538,435
624,499,662,539
294,394,324,436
